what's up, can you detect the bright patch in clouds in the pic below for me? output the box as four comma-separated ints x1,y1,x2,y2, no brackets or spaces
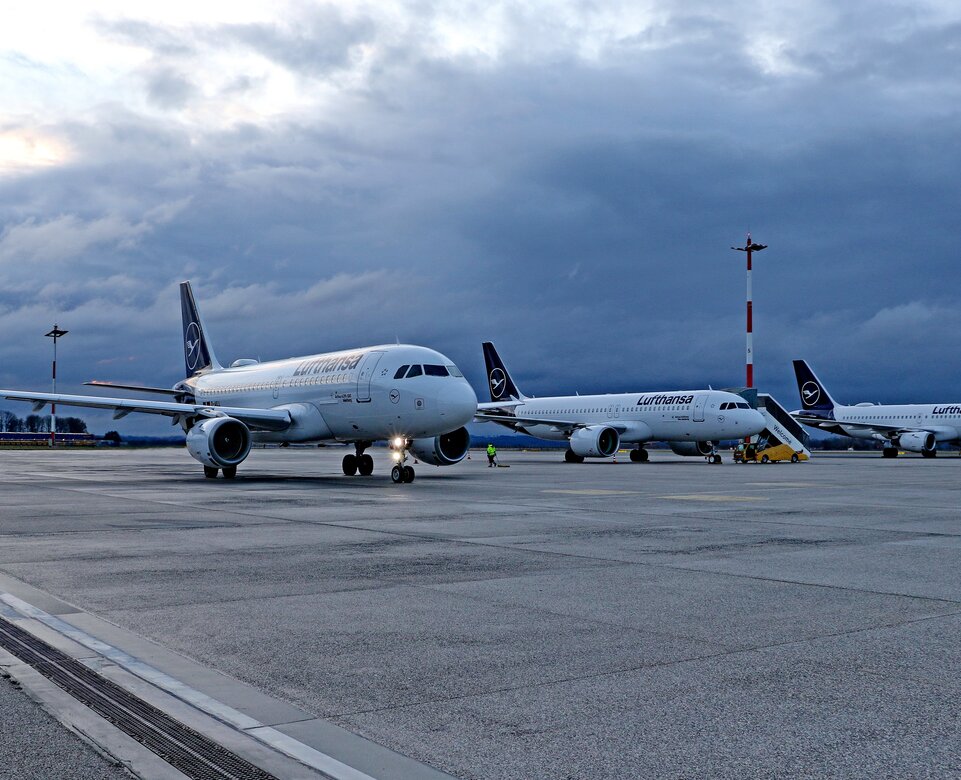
0,131,69,176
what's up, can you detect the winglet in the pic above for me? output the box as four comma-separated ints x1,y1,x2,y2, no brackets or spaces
180,282,222,377
482,342,525,402
792,360,838,411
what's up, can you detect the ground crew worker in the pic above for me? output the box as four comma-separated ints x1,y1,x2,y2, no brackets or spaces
487,443,497,467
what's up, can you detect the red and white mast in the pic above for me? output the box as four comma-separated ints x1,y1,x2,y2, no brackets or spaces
731,234,767,388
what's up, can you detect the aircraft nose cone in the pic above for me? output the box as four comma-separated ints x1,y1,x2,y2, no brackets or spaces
748,409,766,434
441,380,477,425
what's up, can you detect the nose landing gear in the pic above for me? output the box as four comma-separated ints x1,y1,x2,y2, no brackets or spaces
389,437,416,483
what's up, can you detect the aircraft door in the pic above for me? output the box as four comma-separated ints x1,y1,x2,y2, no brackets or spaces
693,393,706,422
355,351,385,403
608,403,620,419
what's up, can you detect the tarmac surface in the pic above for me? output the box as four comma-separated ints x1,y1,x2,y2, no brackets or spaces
1,446,960,779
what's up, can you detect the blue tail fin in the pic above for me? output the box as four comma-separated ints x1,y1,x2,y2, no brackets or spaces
180,282,221,377
793,360,837,411
482,342,525,402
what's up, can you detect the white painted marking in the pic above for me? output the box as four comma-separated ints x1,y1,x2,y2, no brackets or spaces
0,592,379,780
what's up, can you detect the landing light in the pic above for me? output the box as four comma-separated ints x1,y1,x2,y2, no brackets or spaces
391,451,402,462
391,437,405,448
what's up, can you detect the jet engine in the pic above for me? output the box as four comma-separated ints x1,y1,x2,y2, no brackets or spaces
897,431,936,454
186,417,252,469
668,440,716,457
410,426,471,466
569,425,619,458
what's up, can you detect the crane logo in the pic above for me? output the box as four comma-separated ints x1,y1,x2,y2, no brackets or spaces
489,368,506,399
801,381,821,407
185,322,203,370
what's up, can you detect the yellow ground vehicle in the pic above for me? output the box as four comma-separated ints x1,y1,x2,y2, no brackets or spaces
734,442,807,464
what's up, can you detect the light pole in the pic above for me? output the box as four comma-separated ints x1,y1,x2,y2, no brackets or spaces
730,234,767,389
44,325,68,447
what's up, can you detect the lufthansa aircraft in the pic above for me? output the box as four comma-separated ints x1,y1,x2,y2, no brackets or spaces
1,283,477,483
476,342,765,463
791,360,961,458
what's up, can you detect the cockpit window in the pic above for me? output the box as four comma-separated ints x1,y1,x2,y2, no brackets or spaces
446,364,464,378
736,402,750,409
406,364,423,378
424,364,449,377
394,365,410,379
721,402,730,410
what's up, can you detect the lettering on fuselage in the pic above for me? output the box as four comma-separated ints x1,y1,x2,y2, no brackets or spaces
933,406,961,415
292,352,364,377
636,394,695,406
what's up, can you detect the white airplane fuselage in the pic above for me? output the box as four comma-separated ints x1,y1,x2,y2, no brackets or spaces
500,389,764,443
184,344,476,444
814,403,961,443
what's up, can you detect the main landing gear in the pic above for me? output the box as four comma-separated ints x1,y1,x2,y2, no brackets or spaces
389,437,416,484
882,447,899,458
343,442,375,476
564,448,584,464
629,447,649,463
204,466,237,479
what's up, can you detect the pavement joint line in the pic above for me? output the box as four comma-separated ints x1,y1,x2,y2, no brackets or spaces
0,592,383,780
325,606,961,720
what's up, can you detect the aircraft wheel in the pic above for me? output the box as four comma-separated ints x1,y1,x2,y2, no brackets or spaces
403,466,415,483
712,454,722,464
203,466,218,479
222,466,237,479
761,454,770,464
629,449,639,462
342,454,358,476
564,449,584,464
882,448,899,458
391,465,404,483
790,454,800,463
922,449,937,459
358,454,374,476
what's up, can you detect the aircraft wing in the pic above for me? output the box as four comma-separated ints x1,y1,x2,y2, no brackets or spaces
476,400,524,411
0,390,291,432
84,381,184,396
792,413,924,438
474,411,577,431
474,411,637,436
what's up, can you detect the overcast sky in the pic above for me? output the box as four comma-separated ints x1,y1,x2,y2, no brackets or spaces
1,1,960,434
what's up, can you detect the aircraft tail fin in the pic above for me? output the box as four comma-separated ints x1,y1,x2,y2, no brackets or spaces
180,281,222,377
482,342,525,402
793,359,838,411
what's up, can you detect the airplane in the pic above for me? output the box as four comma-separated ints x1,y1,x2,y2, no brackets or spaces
790,359,961,458
0,282,477,483
475,342,766,463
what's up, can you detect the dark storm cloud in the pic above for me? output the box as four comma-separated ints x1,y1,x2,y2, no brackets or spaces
2,2,961,434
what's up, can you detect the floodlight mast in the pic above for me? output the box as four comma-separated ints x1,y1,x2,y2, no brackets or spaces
730,234,767,389
44,325,68,447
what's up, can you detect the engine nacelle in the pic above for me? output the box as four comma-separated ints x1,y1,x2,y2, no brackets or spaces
569,425,619,458
898,431,935,453
409,426,471,466
186,417,252,469
668,440,716,457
